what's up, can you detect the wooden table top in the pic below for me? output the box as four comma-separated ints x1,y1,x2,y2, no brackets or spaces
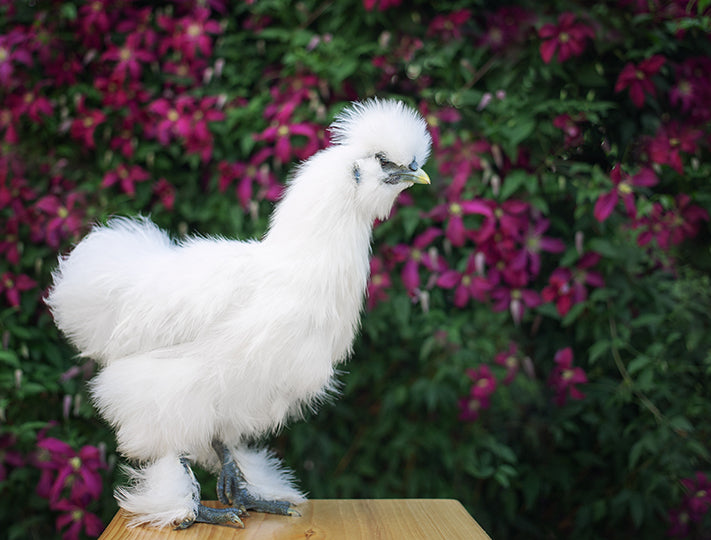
99,499,491,540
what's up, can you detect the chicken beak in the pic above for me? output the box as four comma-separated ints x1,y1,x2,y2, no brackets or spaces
403,168,431,185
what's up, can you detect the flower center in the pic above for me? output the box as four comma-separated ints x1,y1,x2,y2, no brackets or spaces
372,274,383,287
0,47,8,62
167,109,179,122
618,181,633,194
277,125,290,137
58,207,69,219
449,202,462,216
461,275,472,286
187,23,201,37
83,117,94,127
70,456,82,470
558,32,569,43
526,236,540,250
489,28,503,44
119,47,131,61
635,70,645,80
562,369,574,380
678,80,692,95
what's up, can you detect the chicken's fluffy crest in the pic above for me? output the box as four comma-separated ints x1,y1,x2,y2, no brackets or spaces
330,98,432,167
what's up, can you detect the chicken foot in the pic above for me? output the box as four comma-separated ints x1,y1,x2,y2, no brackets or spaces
212,440,300,516
175,457,245,529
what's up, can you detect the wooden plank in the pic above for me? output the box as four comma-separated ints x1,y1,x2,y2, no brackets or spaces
99,499,491,540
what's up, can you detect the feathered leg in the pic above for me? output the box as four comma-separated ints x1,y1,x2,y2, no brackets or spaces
175,457,245,529
213,441,299,516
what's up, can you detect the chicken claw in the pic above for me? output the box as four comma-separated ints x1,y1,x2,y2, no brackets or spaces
213,440,301,517
175,503,245,529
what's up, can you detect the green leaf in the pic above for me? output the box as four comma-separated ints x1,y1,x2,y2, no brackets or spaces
500,170,537,200
588,340,610,364
0,349,20,368
627,355,652,376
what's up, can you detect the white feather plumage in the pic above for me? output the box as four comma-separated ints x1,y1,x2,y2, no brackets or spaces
47,99,431,527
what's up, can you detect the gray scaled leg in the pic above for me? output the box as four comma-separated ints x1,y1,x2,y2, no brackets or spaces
174,457,246,529
212,440,300,516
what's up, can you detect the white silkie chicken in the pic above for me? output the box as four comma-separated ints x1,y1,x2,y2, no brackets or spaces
46,99,431,529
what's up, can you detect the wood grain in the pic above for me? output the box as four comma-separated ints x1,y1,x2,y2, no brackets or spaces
99,499,491,540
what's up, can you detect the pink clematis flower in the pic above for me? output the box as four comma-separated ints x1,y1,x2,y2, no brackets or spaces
390,228,443,293
615,55,665,108
418,101,461,151
594,164,658,223
367,257,393,310
541,252,604,317
479,7,537,53
491,285,541,325
101,33,155,82
148,96,224,161
553,113,585,148
436,254,493,307
548,347,587,406
538,12,595,64
459,364,497,422
176,8,223,58
647,121,702,174
10,89,53,123
54,499,104,540
681,472,711,522
34,192,85,249
0,107,19,144
511,218,565,277
495,342,523,385
148,97,195,145
0,272,36,308
69,97,106,149
35,437,104,504
0,217,21,264
255,101,321,164
153,178,175,210
426,9,471,41
77,0,113,44
429,197,494,248
363,0,403,11
0,31,32,86
102,164,150,196
217,148,282,209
